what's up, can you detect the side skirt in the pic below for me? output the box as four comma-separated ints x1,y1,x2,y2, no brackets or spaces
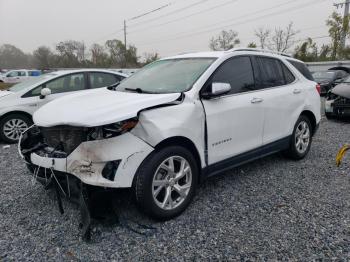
202,136,291,179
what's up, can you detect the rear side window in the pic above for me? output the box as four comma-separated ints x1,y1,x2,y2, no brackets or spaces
210,56,255,95
89,72,121,89
256,57,285,88
287,60,314,81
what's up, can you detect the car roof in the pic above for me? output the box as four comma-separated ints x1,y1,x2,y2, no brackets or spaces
162,48,305,64
46,69,128,77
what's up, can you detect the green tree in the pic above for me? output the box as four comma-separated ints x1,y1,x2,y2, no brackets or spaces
33,46,54,69
247,42,257,48
294,38,318,62
326,11,350,60
209,30,240,51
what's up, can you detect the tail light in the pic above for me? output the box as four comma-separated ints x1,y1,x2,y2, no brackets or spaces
316,84,321,95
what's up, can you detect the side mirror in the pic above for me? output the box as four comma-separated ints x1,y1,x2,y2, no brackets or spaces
201,82,231,99
40,87,51,99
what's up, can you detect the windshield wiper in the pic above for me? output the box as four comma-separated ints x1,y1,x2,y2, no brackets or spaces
124,88,155,94
107,82,120,91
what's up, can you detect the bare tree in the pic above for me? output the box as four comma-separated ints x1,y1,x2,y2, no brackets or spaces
209,30,240,51
33,46,54,69
255,28,270,49
271,23,298,52
90,43,108,67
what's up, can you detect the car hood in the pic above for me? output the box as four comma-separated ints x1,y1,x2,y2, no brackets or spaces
0,90,13,99
33,89,181,127
331,83,350,99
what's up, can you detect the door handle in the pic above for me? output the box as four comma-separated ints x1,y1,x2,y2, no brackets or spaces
293,89,302,94
251,97,263,104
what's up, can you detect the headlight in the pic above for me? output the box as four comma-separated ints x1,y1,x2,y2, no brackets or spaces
88,118,138,140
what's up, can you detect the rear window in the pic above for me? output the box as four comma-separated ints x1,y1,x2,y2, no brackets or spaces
287,60,314,81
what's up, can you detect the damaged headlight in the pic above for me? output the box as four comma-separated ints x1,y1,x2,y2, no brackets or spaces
87,118,138,140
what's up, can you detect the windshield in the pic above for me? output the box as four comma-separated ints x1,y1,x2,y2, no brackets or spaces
312,71,335,81
117,58,216,94
9,74,56,92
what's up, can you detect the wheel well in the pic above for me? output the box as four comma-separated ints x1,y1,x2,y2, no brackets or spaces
155,136,203,181
300,110,316,135
0,111,33,123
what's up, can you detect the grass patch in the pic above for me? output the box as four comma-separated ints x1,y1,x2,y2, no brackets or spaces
0,82,14,90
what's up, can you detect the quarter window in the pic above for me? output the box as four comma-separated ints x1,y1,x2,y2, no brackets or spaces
210,56,255,95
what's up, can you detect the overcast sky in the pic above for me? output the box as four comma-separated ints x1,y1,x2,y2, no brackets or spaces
0,0,338,57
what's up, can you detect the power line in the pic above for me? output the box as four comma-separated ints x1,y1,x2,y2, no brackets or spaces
135,0,326,47
128,2,174,21
127,0,210,28
127,0,239,35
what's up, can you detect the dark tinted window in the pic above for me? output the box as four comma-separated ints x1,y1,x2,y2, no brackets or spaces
89,72,121,89
211,56,255,94
287,59,314,81
257,57,285,87
280,62,295,84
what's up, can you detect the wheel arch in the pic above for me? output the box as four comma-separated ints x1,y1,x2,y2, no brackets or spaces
0,111,33,123
300,110,317,135
154,136,204,182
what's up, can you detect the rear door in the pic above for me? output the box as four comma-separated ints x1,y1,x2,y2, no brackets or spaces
201,56,265,165
253,56,303,144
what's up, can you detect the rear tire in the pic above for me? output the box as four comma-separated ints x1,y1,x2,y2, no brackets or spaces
0,114,32,143
284,115,312,160
325,112,335,120
134,146,198,220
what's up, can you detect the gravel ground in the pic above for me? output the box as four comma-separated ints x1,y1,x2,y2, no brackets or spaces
0,118,349,261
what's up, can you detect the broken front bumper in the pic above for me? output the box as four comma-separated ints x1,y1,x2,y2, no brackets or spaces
325,99,350,117
19,128,154,188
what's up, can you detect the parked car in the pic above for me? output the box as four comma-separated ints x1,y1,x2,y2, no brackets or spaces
19,49,321,220
312,70,349,95
0,69,42,84
0,69,127,143
325,78,350,119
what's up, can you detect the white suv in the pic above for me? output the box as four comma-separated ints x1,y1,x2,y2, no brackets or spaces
19,49,321,220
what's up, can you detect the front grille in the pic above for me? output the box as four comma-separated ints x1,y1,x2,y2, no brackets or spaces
40,126,87,154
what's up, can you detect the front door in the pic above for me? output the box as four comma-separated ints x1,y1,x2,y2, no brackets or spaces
201,56,265,165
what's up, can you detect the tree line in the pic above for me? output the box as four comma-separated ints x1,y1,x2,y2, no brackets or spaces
0,40,159,70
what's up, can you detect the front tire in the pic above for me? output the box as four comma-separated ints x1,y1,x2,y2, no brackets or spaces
134,146,198,220
0,114,32,143
284,115,312,160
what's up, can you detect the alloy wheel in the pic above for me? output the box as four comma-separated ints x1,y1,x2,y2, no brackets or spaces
152,156,192,210
295,121,310,154
3,118,28,141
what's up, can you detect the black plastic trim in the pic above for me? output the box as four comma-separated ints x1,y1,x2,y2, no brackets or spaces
202,136,291,178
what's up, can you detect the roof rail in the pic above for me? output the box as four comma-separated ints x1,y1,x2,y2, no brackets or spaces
227,48,292,58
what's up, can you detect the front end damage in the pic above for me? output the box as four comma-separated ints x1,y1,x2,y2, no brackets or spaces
325,84,350,119
19,122,154,239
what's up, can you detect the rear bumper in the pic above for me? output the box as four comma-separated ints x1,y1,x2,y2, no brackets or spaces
19,129,154,188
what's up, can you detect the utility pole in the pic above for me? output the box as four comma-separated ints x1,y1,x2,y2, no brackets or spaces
123,20,127,68
123,20,127,49
334,0,350,49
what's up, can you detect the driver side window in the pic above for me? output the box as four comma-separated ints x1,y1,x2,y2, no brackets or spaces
210,56,255,95
29,73,85,96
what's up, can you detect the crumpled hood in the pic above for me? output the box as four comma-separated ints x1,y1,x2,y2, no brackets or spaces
0,90,13,99
331,83,350,99
33,89,181,127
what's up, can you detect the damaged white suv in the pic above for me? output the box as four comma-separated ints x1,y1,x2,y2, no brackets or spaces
19,49,321,220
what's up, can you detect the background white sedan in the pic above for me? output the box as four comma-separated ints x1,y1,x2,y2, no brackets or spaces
0,69,127,143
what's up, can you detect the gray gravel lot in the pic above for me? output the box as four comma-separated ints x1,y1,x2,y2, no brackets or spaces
0,118,349,261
